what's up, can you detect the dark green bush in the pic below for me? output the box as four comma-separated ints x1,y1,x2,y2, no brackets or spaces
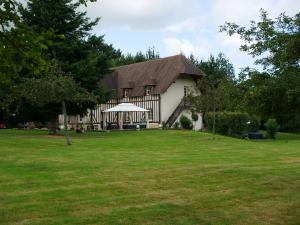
247,115,261,132
264,118,280,139
191,113,199,122
173,121,180,129
204,112,251,137
180,115,192,130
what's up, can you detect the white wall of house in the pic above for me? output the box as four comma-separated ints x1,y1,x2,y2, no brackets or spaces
160,75,203,130
160,75,195,122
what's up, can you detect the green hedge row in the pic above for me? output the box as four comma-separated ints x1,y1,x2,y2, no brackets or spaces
204,112,260,137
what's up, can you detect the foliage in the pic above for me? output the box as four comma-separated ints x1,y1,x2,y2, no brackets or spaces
187,53,236,115
8,62,97,123
179,115,192,130
173,121,180,129
204,112,251,137
113,47,160,66
190,53,235,82
191,113,199,122
220,9,300,72
0,0,51,86
247,115,261,132
221,10,300,132
18,0,120,116
264,118,280,139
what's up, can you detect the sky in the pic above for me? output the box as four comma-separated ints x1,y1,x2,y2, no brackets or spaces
83,0,298,73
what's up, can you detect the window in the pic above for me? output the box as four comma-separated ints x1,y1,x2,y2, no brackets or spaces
145,86,153,96
184,86,188,97
147,108,153,121
123,89,130,98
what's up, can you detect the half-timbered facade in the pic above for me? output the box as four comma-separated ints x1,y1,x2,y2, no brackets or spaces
61,54,205,130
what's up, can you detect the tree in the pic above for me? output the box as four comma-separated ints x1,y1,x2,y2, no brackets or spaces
221,9,300,131
0,0,55,125
113,47,160,66
220,9,300,72
187,53,235,139
18,0,120,126
11,63,97,145
0,0,51,85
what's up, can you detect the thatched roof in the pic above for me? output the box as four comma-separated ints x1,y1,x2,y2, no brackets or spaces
101,54,205,98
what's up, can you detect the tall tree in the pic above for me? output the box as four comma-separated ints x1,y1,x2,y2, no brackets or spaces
11,62,97,145
220,9,300,72
187,53,236,138
221,9,300,131
17,0,120,126
114,47,160,66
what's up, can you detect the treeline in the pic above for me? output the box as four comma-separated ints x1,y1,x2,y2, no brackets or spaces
1,1,299,136
187,9,300,133
0,0,158,131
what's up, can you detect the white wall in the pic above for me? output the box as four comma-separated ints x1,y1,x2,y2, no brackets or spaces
160,75,193,122
160,75,202,130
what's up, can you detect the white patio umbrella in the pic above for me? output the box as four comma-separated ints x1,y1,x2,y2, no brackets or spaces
103,103,149,130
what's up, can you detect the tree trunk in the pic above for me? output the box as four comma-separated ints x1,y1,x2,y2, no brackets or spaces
212,101,216,140
90,109,94,131
48,118,58,135
62,101,71,146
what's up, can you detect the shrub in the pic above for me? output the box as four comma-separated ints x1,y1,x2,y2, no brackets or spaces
247,115,261,132
191,113,199,122
180,115,192,130
264,119,280,139
173,121,180,129
204,112,250,137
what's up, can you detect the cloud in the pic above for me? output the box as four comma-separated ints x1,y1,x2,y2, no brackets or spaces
84,0,201,30
164,16,203,33
163,37,211,59
211,0,300,26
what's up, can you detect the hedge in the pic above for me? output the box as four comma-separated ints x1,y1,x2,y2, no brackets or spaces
204,112,260,137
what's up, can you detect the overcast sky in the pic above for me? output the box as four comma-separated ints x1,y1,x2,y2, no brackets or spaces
85,0,299,73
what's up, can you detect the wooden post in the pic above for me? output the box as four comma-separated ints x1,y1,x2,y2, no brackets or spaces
120,112,123,130
103,112,106,130
145,111,149,129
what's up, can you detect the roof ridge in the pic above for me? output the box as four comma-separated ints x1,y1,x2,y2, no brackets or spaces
112,54,183,69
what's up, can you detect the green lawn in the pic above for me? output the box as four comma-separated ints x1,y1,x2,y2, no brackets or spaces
0,129,299,225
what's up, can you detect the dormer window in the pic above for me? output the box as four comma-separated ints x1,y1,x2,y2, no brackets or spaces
123,88,130,98
145,86,154,96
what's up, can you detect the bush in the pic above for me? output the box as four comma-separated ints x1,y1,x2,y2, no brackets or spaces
204,112,251,137
180,115,192,130
264,118,280,139
191,113,198,122
173,121,180,129
247,115,261,132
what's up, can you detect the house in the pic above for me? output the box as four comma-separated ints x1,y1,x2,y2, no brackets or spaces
62,54,205,130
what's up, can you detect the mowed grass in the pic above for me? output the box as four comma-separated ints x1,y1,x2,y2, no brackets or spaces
0,129,300,225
